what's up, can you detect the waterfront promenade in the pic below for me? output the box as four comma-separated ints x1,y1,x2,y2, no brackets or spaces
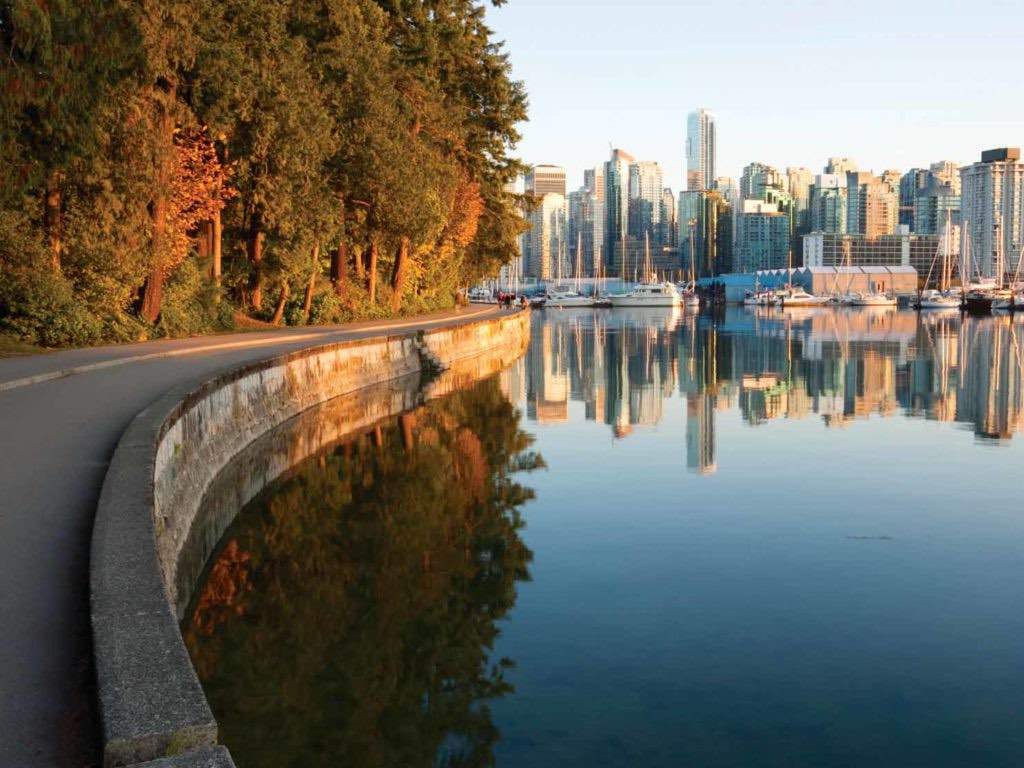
0,306,501,767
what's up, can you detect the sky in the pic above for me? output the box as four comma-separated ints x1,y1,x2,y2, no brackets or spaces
485,0,1024,193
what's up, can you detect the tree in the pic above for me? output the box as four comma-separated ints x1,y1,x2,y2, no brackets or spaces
0,0,135,271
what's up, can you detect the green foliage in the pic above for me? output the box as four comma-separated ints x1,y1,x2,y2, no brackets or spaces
157,257,234,338
0,209,100,346
1,0,527,344
0,269,105,347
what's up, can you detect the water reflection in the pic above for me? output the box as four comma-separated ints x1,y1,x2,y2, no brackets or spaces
184,379,542,768
518,307,1024,472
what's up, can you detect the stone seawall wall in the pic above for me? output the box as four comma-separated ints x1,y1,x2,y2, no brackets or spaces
90,309,529,768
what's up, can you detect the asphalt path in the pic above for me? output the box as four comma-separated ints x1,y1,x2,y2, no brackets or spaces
0,306,499,767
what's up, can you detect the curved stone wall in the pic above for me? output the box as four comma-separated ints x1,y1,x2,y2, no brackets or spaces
90,309,529,768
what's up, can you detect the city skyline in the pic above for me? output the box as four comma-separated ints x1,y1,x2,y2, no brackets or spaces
486,0,1024,193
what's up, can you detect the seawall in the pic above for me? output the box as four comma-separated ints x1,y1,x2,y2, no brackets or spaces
89,309,530,768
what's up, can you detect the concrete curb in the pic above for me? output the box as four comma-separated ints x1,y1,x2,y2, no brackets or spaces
90,309,528,767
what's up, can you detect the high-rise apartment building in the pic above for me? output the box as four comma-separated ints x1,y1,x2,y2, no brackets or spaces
930,161,961,194
899,169,930,229
604,148,635,275
740,162,784,202
660,188,677,248
628,160,664,242
524,193,567,280
677,189,731,276
960,148,1024,280
585,167,605,270
678,190,702,275
686,108,716,191
525,164,566,197
913,172,960,236
825,157,858,175
847,172,898,238
567,188,597,275
786,167,814,257
810,174,848,234
735,200,791,272
713,177,740,207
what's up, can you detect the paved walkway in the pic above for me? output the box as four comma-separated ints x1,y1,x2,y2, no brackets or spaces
0,306,499,767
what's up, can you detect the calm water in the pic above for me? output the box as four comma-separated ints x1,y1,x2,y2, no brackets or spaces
185,307,1024,767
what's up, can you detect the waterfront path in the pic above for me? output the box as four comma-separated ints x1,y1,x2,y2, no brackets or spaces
0,306,501,767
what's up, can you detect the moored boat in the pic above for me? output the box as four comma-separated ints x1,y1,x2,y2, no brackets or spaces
847,291,896,307
779,287,828,307
912,289,961,310
608,281,682,308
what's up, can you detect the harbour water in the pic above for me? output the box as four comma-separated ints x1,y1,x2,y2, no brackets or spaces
185,306,1024,767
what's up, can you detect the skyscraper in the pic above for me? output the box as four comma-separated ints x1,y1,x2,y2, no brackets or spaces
735,200,791,272
846,172,898,238
929,161,961,194
585,167,605,271
628,160,664,242
567,188,597,274
899,169,930,229
524,193,567,280
913,175,961,235
660,187,677,248
713,177,740,207
525,164,566,197
686,108,716,191
825,157,858,175
786,167,814,259
961,148,1024,280
604,148,635,275
810,174,848,234
740,162,784,202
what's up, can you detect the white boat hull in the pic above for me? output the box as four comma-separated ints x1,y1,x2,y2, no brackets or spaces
781,297,829,307
609,295,681,308
848,296,896,307
546,296,595,308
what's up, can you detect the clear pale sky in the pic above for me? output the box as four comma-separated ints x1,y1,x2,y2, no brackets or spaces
485,0,1024,193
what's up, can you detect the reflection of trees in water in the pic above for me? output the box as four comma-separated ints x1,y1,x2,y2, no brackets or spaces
183,378,542,768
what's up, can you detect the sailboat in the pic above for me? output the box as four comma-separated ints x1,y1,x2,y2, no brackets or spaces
609,232,682,308
913,212,961,310
677,226,701,308
965,223,1011,313
546,232,593,308
995,243,1024,311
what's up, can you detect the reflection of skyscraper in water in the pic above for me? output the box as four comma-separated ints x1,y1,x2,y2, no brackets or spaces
526,322,569,423
686,392,716,474
499,357,526,408
957,319,1024,439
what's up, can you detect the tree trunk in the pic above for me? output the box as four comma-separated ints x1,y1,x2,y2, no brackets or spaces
211,208,223,285
247,215,264,310
43,170,63,272
140,81,176,324
331,196,347,297
271,279,289,325
303,243,319,323
354,244,365,281
197,220,211,270
390,236,411,312
399,412,416,452
367,239,378,304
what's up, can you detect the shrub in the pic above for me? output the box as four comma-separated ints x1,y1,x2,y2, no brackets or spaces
157,257,234,337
